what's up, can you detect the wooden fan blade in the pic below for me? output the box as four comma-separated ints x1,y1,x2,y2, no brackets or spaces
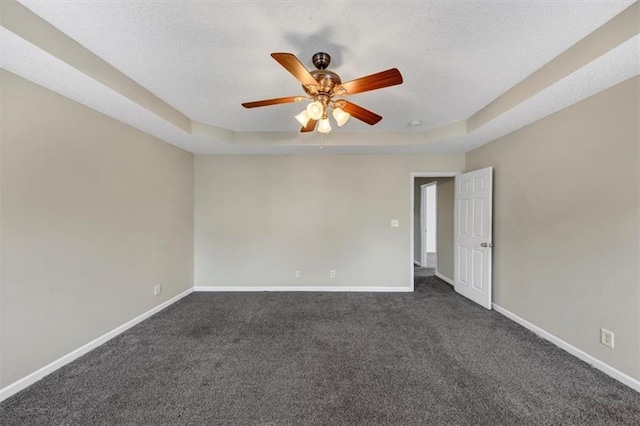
341,101,382,125
338,68,403,96
271,53,318,87
242,96,303,108
301,119,317,133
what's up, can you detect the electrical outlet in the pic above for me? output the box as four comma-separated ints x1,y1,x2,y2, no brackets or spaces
600,328,614,349
330,270,336,278
295,270,301,278
154,285,162,296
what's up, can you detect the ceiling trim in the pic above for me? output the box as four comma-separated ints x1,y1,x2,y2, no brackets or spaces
468,0,639,132
192,120,468,146
0,0,191,133
1,0,638,154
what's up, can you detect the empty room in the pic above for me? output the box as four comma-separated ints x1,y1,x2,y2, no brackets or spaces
1,0,639,424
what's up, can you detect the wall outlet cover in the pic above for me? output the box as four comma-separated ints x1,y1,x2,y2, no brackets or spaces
600,328,614,349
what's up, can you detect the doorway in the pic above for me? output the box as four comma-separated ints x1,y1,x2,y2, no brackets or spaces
410,172,458,290
410,170,494,308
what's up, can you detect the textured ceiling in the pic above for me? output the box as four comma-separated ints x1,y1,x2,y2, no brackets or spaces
18,0,634,133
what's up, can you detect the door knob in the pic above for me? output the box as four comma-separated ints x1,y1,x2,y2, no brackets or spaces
481,242,493,248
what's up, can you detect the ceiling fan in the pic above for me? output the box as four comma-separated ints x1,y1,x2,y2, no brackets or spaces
242,52,403,134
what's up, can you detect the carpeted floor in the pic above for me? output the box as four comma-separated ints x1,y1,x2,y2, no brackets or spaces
2,273,640,425
414,265,436,282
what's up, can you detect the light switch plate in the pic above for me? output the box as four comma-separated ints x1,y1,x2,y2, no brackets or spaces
391,219,399,227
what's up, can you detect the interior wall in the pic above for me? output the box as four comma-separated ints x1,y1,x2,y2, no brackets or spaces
1,70,195,388
413,177,455,280
195,155,464,289
466,76,639,380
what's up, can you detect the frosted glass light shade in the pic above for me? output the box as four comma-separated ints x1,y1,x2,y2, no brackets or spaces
294,110,310,126
306,101,324,120
318,117,332,134
332,107,350,127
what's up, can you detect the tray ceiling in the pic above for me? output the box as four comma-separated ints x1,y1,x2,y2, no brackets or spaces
2,0,638,154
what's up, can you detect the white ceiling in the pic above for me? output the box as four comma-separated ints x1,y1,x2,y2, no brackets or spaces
17,0,634,134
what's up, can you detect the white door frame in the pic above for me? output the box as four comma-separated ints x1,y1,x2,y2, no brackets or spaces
410,172,460,291
420,182,437,268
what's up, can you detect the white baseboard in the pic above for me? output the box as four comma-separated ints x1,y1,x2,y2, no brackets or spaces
0,287,194,402
435,272,454,286
194,286,413,293
493,303,640,393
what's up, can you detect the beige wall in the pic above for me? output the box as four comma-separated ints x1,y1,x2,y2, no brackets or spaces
1,70,195,387
466,76,639,380
195,155,464,289
413,177,455,280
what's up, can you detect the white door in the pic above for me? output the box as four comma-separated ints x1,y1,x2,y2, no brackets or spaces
454,167,493,309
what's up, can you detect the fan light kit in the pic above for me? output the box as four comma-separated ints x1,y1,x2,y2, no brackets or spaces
243,52,403,134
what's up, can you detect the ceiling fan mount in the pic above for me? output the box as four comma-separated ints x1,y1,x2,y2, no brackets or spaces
312,51,331,70
242,51,403,134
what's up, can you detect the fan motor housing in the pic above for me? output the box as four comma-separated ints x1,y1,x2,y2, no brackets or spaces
309,69,341,91
301,53,343,96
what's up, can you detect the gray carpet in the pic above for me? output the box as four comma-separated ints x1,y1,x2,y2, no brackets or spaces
414,266,436,282
2,274,640,425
